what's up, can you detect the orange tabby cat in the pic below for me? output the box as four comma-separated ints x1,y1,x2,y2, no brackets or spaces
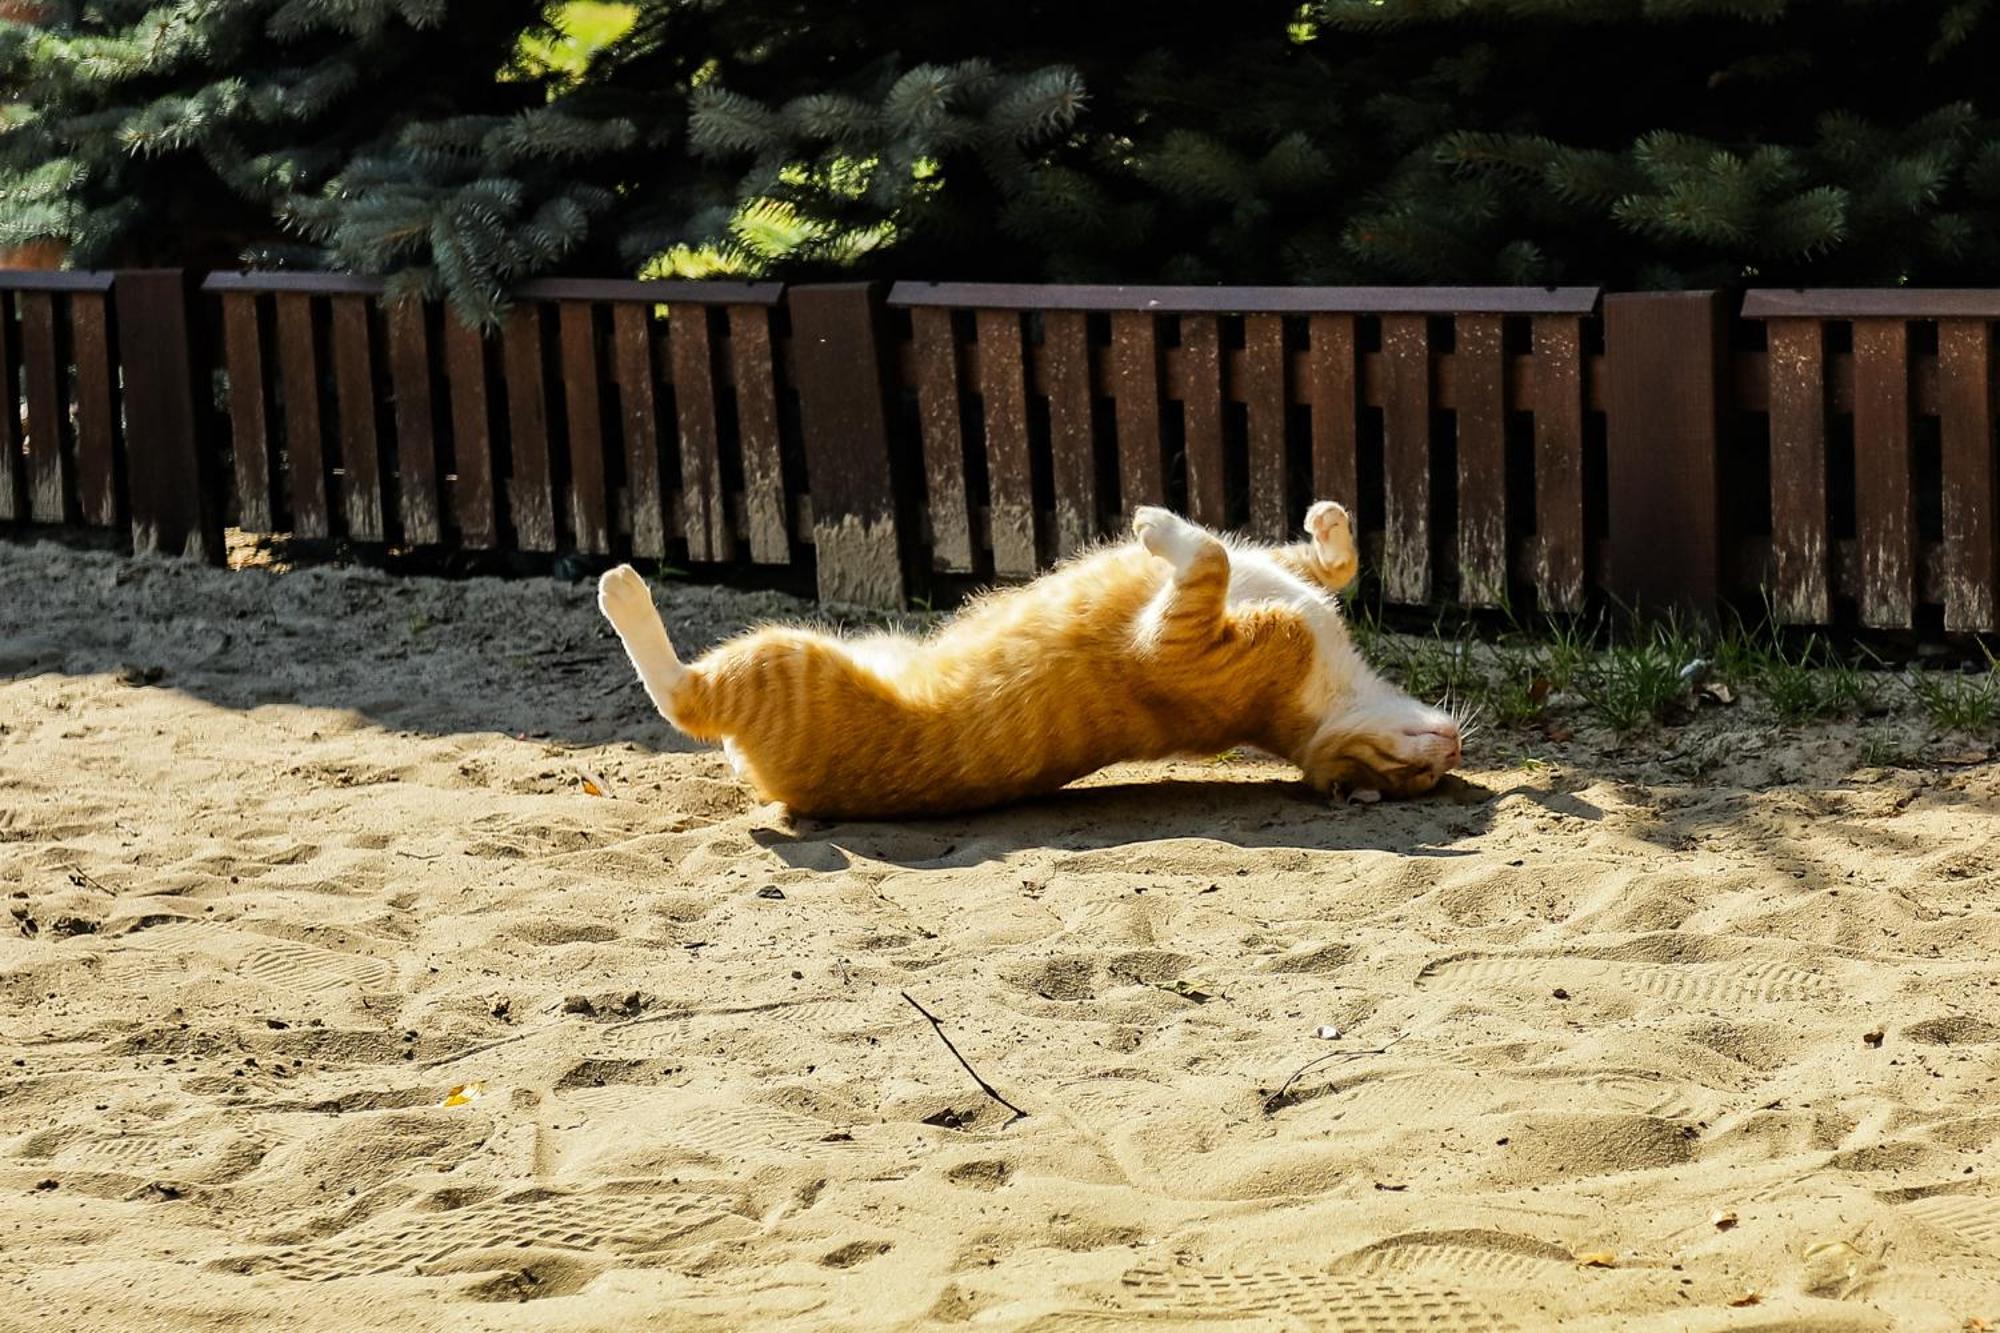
598,501,1462,818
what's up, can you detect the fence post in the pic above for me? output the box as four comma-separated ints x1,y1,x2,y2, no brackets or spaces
787,282,908,608
1602,290,1729,618
115,269,223,563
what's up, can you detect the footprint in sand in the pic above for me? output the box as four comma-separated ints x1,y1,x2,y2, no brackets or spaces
1095,1265,1519,1331
217,1186,748,1281
236,939,397,996
1899,1193,2000,1255
1419,954,1834,1006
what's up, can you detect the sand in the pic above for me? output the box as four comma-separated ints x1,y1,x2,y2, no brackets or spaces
3,536,1999,1331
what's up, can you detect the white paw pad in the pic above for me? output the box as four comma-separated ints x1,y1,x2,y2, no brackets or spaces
1305,501,1353,555
597,565,653,628
1134,507,1203,570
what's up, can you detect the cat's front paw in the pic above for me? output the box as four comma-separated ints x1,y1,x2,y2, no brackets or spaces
1134,506,1200,567
597,564,654,630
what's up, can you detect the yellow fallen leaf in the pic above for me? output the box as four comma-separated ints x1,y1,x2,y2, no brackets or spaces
440,1081,486,1108
1575,1252,1618,1269
580,777,604,797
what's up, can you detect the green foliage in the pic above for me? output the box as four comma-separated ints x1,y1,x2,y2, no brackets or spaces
1906,651,2000,732
19,0,2000,320
0,0,538,270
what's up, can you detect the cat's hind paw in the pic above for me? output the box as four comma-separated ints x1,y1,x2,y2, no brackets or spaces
1305,500,1352,555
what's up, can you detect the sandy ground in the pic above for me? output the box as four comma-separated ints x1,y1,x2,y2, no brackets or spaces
3,537,1999,1332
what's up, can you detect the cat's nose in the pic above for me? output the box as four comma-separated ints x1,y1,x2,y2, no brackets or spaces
1410,720,1462,768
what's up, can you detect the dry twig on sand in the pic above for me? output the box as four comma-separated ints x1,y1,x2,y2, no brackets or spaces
902,991,1029,1124
1263,1032,1408,1114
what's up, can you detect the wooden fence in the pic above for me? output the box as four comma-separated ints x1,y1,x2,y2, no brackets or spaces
2,273,1998,634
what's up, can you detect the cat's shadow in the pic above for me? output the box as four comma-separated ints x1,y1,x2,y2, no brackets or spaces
751,773,1521,870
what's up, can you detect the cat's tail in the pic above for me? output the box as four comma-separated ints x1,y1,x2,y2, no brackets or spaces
598,565,691,730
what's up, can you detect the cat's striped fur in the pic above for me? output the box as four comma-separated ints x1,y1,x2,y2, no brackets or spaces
599,501,1462,818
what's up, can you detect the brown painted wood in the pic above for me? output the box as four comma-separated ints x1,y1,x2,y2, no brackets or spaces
910,305,973,571
1042,309,1097,556
115,271,220,561
1109,311,1163,514
0,293,21,523
0,271,113,293
1744,288,2000,319
1454,313,1506,607
976,308,1038,577
787,283,906,607
18,292,66,524
330,295,383,541
888,281,1601,315
1938,319,1996,631
670,302,728,563
1242,313,1288,542
1305,315,1359,513
443,315,497,548
727,304,790,565
1379,314,1432,604
203,272,784,305
558,302,610,555
384,300,439,544
70,292,117,528
1531,314,1587,612
220,294,274,531
501,304,555,551
1851,318,1916,627
1602,293,1727,618
1765,319,1832,623
1179,314,1227,528
610,304,665,559
274,293,329,539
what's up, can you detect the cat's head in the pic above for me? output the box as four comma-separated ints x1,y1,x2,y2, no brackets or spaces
1301,675,1464,799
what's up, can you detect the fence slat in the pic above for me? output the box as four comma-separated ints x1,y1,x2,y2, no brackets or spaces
386,299,440,545
670,303,727,563
558,302,609,555
1110,311,1163,514
787,283,906,607
221,294,274,531
1306,314,1358,513
727,304,790,565
275,293,329,539
444,316,497,548
911,306,974,572
1603,293,1724,617
1043,310,1096,557
976,308,1037,577
19,293,66,524
0,294,20,523
1179,314,1227,528
330,296,383,542
1455,313,1506,607
1852,317,1915,628
610,305,664,559
1243,313,1288,542
70,292,117,528
115,271,219,561
1766,319,1831,623
1938,318,1996,632
1532,314,1586,612
1380,314,1431,603
502,305,555,551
